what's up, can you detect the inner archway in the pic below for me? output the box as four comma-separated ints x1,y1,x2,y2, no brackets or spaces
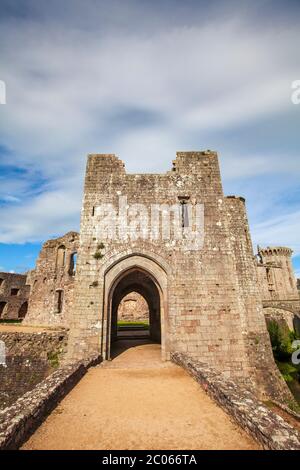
117,291,150,338
108,268,162,359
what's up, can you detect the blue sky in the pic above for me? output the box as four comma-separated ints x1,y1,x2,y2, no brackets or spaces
0,0,299,276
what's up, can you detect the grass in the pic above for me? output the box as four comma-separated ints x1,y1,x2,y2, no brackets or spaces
0,319,22,324
117,320,149,327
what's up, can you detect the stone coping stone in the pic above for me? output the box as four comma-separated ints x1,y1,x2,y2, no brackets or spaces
0,354,101,450
171,352,300,450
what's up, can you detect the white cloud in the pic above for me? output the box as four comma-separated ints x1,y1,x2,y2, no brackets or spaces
1,195,21,203
0,176,82,243
1,6,299,164
0,1,299,245
251,209,300,256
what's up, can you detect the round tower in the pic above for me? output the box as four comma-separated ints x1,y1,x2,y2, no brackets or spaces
258,246,298,300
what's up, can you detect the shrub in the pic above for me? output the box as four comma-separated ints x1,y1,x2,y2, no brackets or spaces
276,361,298,382
267,320,294,360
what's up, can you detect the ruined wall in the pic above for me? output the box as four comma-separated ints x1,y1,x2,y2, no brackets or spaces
118,292,149,322
65,151,290,401
0,273,30,320
0,330,67,409
24,232,79,326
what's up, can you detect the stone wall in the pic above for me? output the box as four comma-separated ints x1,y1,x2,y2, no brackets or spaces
24,232,79,326
0,330,67,409
171,352,300,450
0,354,100,450
0,272,30,320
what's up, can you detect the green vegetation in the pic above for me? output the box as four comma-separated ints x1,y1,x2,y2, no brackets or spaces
117,320,149,328
0,319,22,324
47,351,60,369
93,242,105,260
267,320,299,361
267,319,300,406
276,361,298,383
264,398,300,415
286,399,300,414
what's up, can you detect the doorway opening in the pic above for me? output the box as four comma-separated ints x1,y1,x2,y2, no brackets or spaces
0,301,7,318
107,268,162,360
18,301,28,319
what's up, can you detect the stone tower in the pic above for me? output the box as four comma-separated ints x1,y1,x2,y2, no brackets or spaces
257,246,299,301
65,151,291,402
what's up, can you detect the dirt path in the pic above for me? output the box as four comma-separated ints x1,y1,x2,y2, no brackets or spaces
22,341,259,450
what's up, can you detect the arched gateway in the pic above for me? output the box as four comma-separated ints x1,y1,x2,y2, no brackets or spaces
103,254,168,360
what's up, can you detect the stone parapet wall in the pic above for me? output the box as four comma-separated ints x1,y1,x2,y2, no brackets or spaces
0,354,101,450
171,352,300,450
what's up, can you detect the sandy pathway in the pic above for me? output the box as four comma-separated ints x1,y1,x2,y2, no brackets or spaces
22,341,259,450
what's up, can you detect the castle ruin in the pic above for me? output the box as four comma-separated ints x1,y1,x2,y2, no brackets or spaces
6,151,300,403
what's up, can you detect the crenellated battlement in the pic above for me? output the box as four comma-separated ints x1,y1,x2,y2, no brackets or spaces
258,246,293,257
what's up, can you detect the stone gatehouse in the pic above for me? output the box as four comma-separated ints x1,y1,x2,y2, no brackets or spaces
17,151,300,402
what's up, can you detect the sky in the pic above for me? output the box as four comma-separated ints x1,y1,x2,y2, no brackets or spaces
0,0,299,276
